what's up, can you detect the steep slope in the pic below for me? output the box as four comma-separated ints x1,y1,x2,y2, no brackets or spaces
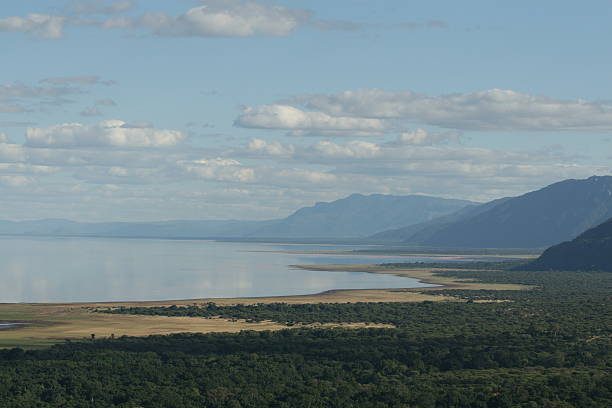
406,175,612,248
371,198,510,243
523,217,612,271
248,194,474,238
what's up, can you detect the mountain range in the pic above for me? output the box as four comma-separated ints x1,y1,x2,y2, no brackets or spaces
372,175,612,249
245,194,474,238
2,175,612,248
0,194,473,240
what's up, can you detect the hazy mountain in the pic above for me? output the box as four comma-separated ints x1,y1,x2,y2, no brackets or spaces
247,194,475,238
388,176,612,248
0,194,473,240
371,197,511,242
523,217,612,271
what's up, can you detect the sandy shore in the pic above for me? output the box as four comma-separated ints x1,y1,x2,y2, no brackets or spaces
0,264,531,348
293,264,532,291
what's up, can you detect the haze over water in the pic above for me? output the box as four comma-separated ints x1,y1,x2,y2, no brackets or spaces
0,236,443,303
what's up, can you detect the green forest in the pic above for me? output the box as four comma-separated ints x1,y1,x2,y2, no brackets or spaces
1,265,611,407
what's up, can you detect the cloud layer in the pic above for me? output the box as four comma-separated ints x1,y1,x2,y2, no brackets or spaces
0,14,66,39
138,1,310,38
25,120,185,148
278,89,612,132
236,105,386,132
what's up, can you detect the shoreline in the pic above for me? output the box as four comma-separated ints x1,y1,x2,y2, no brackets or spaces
0,263,531,348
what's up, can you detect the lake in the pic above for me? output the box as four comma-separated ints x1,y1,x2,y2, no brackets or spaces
0,236,453,303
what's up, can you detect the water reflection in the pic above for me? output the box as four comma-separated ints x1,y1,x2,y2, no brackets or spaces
0,236,441,303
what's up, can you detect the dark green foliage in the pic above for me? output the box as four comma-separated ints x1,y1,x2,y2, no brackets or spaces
0,328,610,407
2,265,611,407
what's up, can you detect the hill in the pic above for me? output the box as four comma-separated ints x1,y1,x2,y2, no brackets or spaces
524,217,612,271
247,194,474,238
373,176,612,248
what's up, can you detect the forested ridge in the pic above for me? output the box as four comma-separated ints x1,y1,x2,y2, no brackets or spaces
1,265,610,407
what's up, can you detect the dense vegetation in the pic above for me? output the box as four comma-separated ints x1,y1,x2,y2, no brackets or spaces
524,217,612,272
1,264,610,407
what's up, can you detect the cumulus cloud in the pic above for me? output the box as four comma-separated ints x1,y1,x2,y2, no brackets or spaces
397,128,461,145
25,120,185,148
287,88,612,132
1,0,365,40
179,158,256,183
138,1,310,37
239,133,570,169
272,168,337,185
312,141,381,159
0,14,67,39
247,138,295,157
235,104,386,131
0,133,9,143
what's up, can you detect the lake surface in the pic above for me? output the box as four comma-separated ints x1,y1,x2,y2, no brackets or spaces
0,236,453,303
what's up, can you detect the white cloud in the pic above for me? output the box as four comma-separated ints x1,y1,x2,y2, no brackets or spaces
139,1,309,37
271,168,338,185
179,158,256,183
288,88,612,132
397,128,461,145
313,140,381,159
235,104,386,131
0,133,9,144
25,120,185,148
0,14,67,39
247,138,295,157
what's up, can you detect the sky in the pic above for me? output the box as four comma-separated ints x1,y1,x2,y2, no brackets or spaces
1,0,611,222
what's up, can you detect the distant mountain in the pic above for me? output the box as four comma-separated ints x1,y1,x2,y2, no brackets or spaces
0,194,474,240
247,194,475,238
371,197,511,242
523,217,612,271
372,175,612,249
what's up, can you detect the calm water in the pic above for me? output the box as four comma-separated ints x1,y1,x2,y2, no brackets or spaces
0,236,446,303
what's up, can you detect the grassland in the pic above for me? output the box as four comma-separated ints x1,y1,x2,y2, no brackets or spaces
0,263,531,348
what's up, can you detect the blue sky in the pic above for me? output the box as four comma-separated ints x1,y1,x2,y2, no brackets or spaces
1,0,611,221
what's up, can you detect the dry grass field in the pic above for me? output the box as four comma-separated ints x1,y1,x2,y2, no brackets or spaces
0,264,531,348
